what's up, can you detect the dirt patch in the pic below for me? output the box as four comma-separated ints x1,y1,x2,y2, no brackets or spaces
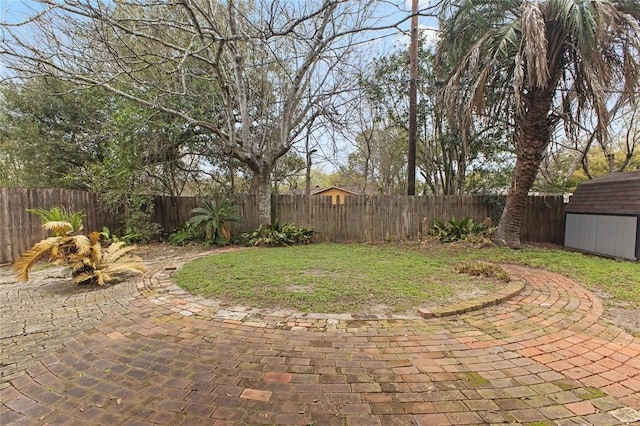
604,307,640,336
135,242,215,261
592,289,640,337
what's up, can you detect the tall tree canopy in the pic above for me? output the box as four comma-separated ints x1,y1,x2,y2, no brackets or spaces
358,40,510,195
438,0,640,247
0,78,109,188
1,0,391,223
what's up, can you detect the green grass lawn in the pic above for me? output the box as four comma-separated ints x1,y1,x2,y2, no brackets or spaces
174,243,505,314
173,242,639,314
448,244,640,304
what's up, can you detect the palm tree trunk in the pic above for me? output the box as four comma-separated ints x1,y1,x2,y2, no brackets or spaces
494,88,554,248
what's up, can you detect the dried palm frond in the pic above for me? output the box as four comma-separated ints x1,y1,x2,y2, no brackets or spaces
14,237,63,281
74,255,146,286
67,253,95,272
15,226,146,285
71,235,92,257
43,221,74,237
102,242,140,263
101,261,147,276
73,271,104,285
88,231,101,245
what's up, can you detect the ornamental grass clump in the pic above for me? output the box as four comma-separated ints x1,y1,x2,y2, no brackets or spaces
455,261,510,283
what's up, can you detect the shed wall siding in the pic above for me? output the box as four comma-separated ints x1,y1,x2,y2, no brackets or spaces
565,213,638,260
565,214,598,253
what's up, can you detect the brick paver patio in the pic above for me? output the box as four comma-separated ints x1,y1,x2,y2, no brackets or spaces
1,249,639,425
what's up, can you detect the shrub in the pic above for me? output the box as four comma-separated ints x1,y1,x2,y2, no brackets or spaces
167,223,198,246
100,226,141,245
241,221,313,246
455,261,510,283
187,198,242,245
14,221,146,285
431,217,491,242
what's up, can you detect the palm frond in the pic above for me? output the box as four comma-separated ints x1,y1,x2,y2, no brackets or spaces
43,221,73,237
489,20,520,58
89,240,102,263
221,225,231,242
88,231,101,245
67,253,94,272
73,272,96,285
69,212,85,233
71,235,92,256
521,1,549,87
102,242,138,262
97,271,111,286
14,237,62,281
102,262,147,276
28,208,86,234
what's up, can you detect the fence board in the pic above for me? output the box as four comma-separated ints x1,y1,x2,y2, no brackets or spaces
0,188,121,265
1,188,565,264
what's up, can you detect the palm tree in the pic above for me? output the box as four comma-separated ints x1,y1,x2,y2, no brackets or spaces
438,0,640,248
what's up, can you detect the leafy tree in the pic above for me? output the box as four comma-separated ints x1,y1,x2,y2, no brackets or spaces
439,0,640,248
536,94,640,192
272,152,306,194
0,78,109,188
1,0,385,224
344,126,408,194
358,37,509,195
537,140,640,192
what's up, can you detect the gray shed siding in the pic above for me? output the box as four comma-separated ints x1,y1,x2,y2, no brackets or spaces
564,171,640,261
565,213,638,260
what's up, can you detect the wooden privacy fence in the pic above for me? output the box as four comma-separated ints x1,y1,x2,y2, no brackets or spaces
275,195,493,242
0,187,121,265
0,187,565,264
273,195,564,244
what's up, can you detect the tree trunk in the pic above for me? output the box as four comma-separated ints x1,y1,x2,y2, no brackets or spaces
250,169,272,225
494,88,554,248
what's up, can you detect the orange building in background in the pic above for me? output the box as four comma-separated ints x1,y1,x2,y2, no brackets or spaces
311,186,361,205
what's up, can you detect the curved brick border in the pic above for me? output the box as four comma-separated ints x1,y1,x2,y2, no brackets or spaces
418,280,526,319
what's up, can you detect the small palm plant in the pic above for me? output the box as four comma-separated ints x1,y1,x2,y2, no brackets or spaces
27,207,86,235
14,220,146,285
188,199,241,245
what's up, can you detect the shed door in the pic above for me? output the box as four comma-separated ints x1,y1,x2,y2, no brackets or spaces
565,213,638,260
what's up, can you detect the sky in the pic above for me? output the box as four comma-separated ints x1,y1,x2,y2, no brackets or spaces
0,0,441,91
0,0,440,42
0,0,441,172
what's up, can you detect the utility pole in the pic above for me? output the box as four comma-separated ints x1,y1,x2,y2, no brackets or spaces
408,0,418,195
305,129,317,226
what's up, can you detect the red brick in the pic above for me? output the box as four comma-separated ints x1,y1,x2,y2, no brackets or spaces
565,401,597,415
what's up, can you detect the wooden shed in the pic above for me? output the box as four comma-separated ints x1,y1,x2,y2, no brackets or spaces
564,171,640,260
311,186,361,205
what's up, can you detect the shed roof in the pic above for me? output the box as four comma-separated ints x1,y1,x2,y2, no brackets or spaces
565,171,640,215
311,186,362,196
